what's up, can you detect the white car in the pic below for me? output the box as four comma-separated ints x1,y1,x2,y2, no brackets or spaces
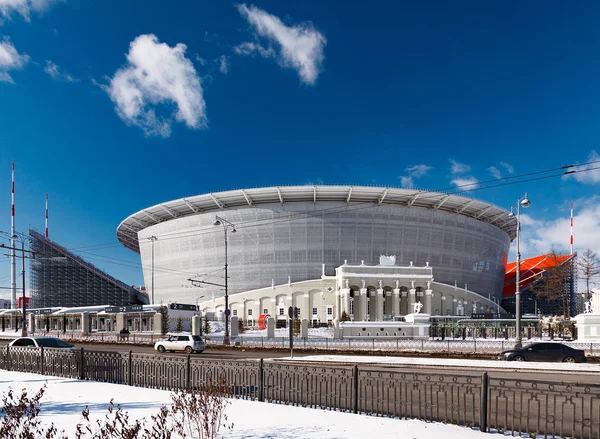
154,333,205,354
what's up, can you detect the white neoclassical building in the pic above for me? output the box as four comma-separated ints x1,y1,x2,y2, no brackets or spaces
200,256,500,325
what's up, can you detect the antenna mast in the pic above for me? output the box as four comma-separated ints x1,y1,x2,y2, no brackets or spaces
10,162,16,309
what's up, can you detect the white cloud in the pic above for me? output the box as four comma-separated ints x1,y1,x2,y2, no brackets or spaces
500,161,514,174
450,177,479,188
233,41,275,58
44,60,77,82
0,39,28,83
219,55,229,74
235,3,326,85
568,150,600,184
400,176,414,188
104,34,206,138
449,159,470,175
487,166,502,179
400,164,432,188
405,164,431,178
0,0,62,21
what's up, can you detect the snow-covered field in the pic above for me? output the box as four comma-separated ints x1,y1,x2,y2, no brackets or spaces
0,370,490,438
280,354,600,372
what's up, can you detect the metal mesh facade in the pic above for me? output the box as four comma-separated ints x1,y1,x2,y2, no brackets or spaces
29,230,145,308
136,201,511,304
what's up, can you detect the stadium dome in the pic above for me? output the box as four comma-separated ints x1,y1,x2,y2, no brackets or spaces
117,186,517,307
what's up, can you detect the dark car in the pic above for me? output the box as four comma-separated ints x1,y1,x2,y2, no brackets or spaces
500,342,586,363
9,336,74,349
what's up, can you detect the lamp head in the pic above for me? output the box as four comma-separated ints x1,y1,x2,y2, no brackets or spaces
231,227,237,233
520,197,531,208
213,219,221,226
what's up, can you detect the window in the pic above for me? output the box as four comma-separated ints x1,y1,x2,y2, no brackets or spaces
233,310,237,316
312,307,318,315
296,308,301,318
327,307,333,316
279,308,284,316
263,309,268,314
178,336,189,342
248,309,253,316
350,299,354,315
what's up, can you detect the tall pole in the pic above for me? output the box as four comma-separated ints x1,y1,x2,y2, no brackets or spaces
11,162,16,309
224,226,230,345
45,193,49,239
570,202,574,255
515,200,522,349
149,236,157,304
21,239,26,336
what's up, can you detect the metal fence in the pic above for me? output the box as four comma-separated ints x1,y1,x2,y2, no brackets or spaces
1,346,599,438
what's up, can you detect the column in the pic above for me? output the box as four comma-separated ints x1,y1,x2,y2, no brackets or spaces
303,293,310,321
376,288,384,321
408,289,416,314
441,295,447,315
453,298,457,316
425,289,433,314
359,287,368,321
340,288,350,317
392,288,400,316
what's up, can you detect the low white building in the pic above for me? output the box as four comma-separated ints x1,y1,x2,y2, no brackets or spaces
199,256,502,325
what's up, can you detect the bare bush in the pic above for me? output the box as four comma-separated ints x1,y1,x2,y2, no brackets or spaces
0,385,66,438
2,378,233,439
170,378,233,439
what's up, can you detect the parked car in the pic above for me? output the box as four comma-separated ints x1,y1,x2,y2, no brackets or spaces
154,333,204,354
9,336,74,349
499,342,586,363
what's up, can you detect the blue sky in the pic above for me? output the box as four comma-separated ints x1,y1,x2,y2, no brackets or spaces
1,1,600,296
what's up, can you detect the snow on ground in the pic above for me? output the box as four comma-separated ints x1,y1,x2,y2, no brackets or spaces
280,354,600,372
0,370,491,438
209,321,334,338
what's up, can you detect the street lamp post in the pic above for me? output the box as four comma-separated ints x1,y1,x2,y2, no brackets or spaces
213,216,236,345
509,193,531,349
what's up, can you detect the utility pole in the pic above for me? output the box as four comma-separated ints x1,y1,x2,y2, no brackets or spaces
1,242,36,336
11,162,16,309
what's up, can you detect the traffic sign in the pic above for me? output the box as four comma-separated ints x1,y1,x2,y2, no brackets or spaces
104,305,144,314
169,303,197,311
224,309,231,316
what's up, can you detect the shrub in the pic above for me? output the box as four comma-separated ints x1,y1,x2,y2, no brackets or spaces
159,306,169,335
203,316,211,335
170,378,233,439
2,380,233,439
0,385,65,438
237,318,246,334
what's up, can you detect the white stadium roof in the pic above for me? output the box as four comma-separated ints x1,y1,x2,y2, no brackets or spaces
117,185,518,253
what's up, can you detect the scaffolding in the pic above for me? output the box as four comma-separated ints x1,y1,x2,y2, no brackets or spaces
29,229,148,308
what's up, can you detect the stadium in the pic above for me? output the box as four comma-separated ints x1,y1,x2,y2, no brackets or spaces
117,186,518,323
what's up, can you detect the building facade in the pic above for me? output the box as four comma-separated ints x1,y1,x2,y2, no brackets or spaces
200,258,500,325
29,230,148,308
117,186,517,320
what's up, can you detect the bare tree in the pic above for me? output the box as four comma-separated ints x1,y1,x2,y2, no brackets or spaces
577,249,600,301
530,250,574,317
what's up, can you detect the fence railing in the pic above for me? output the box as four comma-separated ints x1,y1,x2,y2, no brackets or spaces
10,330,600,356
1,346,599,438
